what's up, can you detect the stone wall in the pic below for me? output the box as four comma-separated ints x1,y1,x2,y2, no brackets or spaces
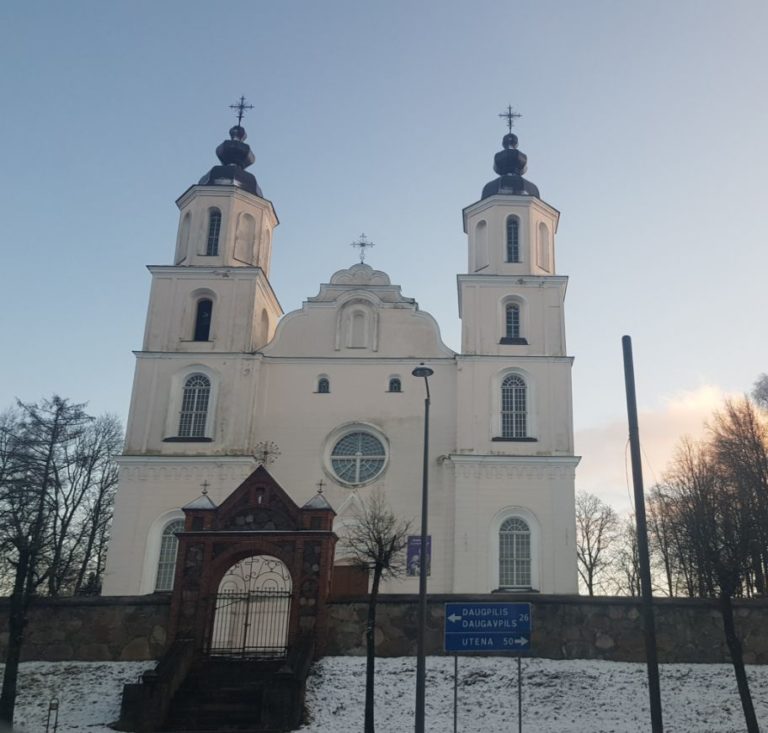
2,593,767,664
325,594,768,664
0,595,170,661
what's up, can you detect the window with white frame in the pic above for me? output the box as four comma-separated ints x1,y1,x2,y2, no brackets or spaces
501,374,527,438
155,519,184,591
499,516,531,588
206,209,221,256
178,374,211,437
506,216,520,263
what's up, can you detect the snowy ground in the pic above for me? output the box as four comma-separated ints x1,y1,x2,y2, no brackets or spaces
1,657,767,732
0,661,151,732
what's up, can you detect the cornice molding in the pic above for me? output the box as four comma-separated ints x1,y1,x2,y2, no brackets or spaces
449,454,581,480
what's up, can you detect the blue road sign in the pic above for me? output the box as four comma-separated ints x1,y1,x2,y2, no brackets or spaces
444,602,532,653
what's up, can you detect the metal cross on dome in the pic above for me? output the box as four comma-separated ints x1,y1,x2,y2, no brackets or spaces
351,233,375,263
498,104,522,133
229,95,254,126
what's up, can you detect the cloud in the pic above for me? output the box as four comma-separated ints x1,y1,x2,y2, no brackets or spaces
574,385,732,514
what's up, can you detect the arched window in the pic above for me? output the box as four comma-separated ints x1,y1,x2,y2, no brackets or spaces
499,517,531,588
505,303,520,339
506,216,520,263
206,209,222,256
155,519,184,591
193,299,213,341
501,374,527,438
318,377,330,393
179,374,211,437
388,377,402,393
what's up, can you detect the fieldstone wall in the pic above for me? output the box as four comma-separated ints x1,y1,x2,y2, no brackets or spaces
326,594,768,664
2,593,767,664
0,595,170,662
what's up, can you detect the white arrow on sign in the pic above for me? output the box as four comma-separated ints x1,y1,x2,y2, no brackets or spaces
515,637,528,646
447,613,461,623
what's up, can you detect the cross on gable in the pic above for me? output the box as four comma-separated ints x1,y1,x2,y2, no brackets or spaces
229,95,254,126
498,104,522,133
351,233,375,263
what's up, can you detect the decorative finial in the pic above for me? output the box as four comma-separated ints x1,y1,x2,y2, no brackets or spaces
498,104,522,134
316,479,326,495
200,480,210,496
229,95,254,126
351,233,375,263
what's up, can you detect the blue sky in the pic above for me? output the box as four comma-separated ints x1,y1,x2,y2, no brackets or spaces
2,1,767,504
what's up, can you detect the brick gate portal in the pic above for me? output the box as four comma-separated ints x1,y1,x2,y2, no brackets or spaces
168,465,337,658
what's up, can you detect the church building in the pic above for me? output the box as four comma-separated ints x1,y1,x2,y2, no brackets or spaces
103,110,580,597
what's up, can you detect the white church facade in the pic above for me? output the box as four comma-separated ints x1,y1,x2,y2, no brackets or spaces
103,116,580,597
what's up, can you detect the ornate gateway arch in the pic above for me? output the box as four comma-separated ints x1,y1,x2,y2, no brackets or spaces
167,466,337,657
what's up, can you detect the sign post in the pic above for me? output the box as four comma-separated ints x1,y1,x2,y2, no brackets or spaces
443,602,532,732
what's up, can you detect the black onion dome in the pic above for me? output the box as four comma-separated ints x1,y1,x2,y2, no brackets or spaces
198,125,262,197
481,132,539,199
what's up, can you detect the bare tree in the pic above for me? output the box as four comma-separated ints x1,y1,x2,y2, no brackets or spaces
342,492,411,733
0,398,122,726
662,437,760,732
752,373,768,410
575,491,619,596
611,517,642,597
708,399,768,596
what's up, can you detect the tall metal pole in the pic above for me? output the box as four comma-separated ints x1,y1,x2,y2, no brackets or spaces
412,363,433,733
622,336,664,733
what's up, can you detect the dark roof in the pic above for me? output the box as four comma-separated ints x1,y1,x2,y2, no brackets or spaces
197,124,263,197
481,132,540,200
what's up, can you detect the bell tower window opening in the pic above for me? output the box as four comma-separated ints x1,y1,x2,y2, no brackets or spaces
206,209,222,256
501,374,527,438
499,517,531,588
506,216,520,263
505,303,520,339
317,377,330,394
193,299,213,341
179,374,211,437
388,377,402,393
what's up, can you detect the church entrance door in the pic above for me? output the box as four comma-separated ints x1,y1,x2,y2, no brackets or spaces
207,554,292,658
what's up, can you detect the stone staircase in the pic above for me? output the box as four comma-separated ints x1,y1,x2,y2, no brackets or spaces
160,657,285,731
117,636,315,733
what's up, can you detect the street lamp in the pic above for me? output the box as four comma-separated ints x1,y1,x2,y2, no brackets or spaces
411,362,433,733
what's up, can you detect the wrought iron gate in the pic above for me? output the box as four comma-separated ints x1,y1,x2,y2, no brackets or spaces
207,555,292,658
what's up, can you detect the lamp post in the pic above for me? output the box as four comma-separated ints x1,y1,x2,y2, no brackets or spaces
412,362,433,733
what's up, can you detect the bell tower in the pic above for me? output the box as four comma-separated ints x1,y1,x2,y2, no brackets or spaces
104,101,281,594
452,109,579,594
143,112,281,357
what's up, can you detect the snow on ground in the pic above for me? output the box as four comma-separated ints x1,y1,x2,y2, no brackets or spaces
1,657,767,732
300,657,768,733
0,661,151,732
